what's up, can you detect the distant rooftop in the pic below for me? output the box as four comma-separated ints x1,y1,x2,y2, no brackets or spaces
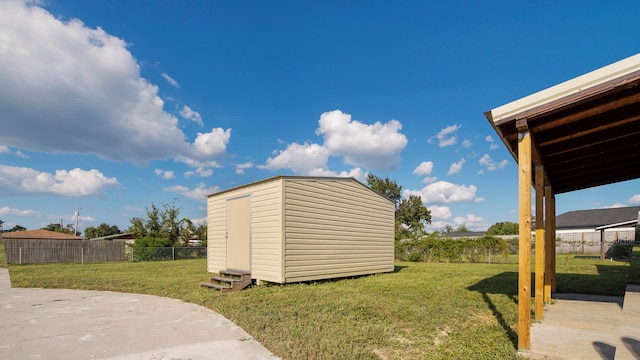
556,206,640,229
2,229,83,240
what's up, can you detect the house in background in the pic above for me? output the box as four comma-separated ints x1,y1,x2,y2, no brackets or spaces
2,229,82,241
205,176,395,285
554,206,639,255
87,233,135,243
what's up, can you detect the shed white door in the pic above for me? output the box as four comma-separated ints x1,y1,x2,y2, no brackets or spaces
226,196,251,271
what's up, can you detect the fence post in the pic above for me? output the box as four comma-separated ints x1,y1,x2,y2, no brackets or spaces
81,247,84,265
19,247,22,265
172,247,175,261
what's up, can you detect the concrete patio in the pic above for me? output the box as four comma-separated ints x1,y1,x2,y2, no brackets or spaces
524,285,640,360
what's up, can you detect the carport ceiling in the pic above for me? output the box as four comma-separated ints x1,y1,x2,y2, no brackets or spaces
485,54,640,194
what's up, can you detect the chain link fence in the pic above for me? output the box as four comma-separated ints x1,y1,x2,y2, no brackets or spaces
4,239,206,265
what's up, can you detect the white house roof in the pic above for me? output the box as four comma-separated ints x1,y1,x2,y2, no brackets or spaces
487,53,640,124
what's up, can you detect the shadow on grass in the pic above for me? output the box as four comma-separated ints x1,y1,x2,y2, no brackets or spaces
467,272,518,348
393,265,408,273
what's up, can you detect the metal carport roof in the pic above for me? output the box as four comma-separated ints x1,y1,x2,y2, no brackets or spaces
485,53,640,194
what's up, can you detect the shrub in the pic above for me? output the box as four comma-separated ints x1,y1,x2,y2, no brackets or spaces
394,233,511,263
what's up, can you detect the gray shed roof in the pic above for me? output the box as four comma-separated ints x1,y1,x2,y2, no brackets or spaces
555,206,640,229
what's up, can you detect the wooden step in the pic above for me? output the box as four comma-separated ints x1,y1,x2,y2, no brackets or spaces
220,270,251,280
200,270,252,292
200,282,234,293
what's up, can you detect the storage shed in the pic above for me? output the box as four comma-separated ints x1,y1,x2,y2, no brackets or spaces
206,176,395,284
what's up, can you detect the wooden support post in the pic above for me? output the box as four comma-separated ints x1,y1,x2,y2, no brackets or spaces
534,166,545,320
517,129,532,350
600,229,606,260
550,195,556,293
544,186,554,303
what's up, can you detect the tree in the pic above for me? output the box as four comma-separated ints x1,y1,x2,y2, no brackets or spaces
42,223,79,235
366,174,402,210
195,223,207,244
454,224,471,233
128,201,193,247
366,175,431,240
6,225,26,232
486,221,519,236
84,223,121,239
397,195,432,239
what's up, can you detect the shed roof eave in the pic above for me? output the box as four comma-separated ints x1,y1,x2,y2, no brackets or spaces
486,53,640,123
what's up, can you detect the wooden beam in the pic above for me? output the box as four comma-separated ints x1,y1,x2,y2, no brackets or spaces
518,130,532,350
538,113,640,147
535,166,545,320
544,186,554,303
532,91,640,133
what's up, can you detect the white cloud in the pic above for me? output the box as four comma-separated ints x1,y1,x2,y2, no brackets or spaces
422,177,438,184
462,138,472,148
0,145,28,158
154,168,175,180
428,205,451,219
261,142,330,175
404,181,478,204
307,167,366,183
175,156,220,169
628,194,640,204
413,161,434,176
601,203,626,209
196,168,212,177
453,214,487,230
0,206,40,217
429,124,461,147
190,128,231,158
413,161,438,183
316,110,407,171
164,182,220,202
184,167,212,178
0,1,230,166
447,158,465,175
235,162,254,175
161,73,180,88
479,154,508,171
179,105,204,127
485,135,499,150
0,165,119,197
425,220,450,231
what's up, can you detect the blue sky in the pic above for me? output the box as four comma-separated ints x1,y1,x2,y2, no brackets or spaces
1,0,639,234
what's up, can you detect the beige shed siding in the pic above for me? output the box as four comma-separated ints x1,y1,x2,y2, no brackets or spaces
207,179,284,283
283,178,394,282
207,194,227,273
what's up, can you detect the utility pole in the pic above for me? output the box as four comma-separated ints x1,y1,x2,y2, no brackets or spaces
75,205,81,236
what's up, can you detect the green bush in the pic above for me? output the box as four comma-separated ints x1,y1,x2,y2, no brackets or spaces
129,235,172,261
395,233,511,263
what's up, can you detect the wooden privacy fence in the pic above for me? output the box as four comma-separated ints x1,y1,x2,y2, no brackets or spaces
553,229,636,254
3,239,126,264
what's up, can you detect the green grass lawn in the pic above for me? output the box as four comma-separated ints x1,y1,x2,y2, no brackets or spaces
5,250,636,360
